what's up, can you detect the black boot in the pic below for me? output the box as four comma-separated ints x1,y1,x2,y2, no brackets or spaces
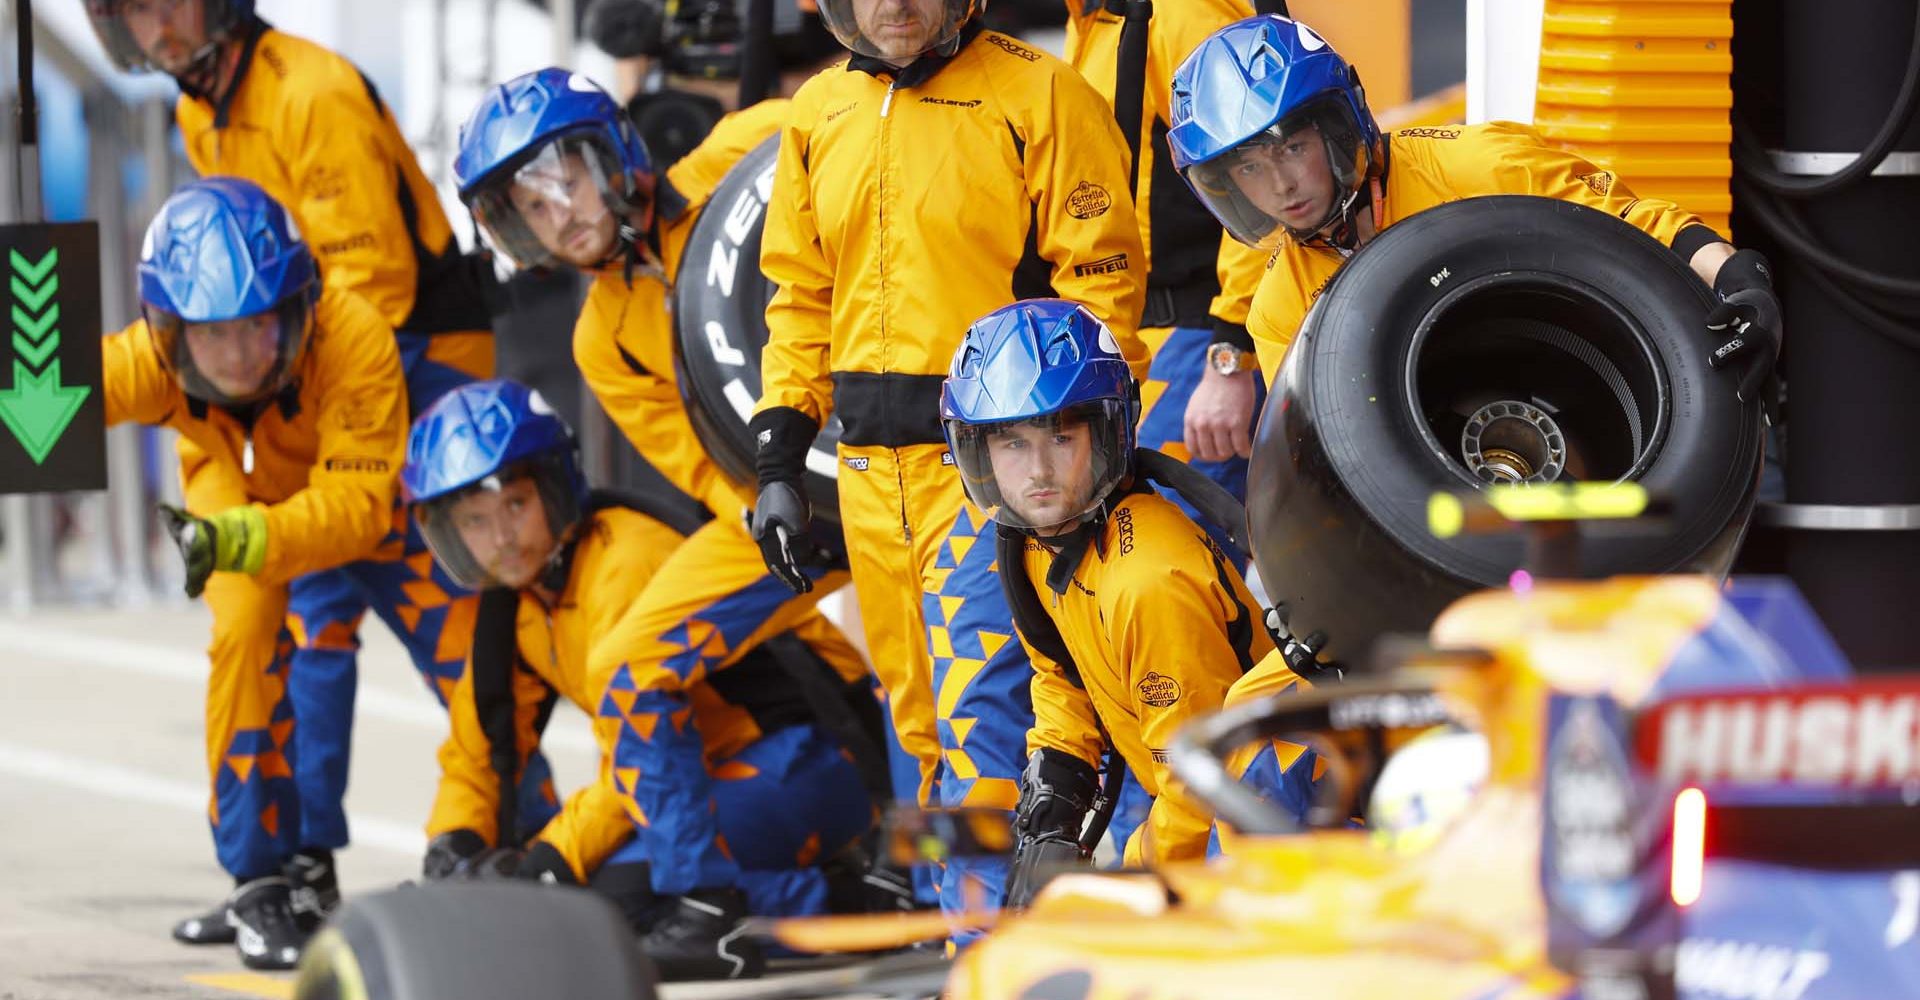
639,889,765,982
170,899,236,945
284,849,341,934
229,877,309,971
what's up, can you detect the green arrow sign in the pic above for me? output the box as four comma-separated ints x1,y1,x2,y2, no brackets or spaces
0,360,90,464
0,248,89,465
0,223,104,492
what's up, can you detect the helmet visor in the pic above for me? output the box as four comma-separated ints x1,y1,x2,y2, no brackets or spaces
815,0,975,63
84,0,153,71
1180,96,1367,251
945,399,1133,532
466,135,635,272
85,0,247,75
414,455,582,591
145,292,311,407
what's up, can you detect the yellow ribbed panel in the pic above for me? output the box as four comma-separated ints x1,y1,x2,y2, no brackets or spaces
1533,0,1733,234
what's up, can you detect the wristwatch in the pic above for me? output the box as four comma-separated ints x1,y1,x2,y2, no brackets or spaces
1207,342,1258,376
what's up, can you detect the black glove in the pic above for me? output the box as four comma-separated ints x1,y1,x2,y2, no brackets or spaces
746,407,824,594
422,829,488,880
748,480,822,595
516,840,579,885
1705,248,1783,405
466,847,528,880
1004,748,1100,910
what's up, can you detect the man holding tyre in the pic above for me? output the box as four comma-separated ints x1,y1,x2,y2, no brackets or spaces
1166,14,1781,402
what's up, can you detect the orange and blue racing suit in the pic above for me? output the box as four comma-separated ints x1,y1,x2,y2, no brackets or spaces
427,501,873,913
104,287,408,880
571,100,882,897
1014,490,1314,864
174,18,512,850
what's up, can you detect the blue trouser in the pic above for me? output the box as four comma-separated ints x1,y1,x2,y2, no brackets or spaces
1135,326,1262,555
282,332,556,851
925,504,1034,937
594,515,860,897
600,723,871,916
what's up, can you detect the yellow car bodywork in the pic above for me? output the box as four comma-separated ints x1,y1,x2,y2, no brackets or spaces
948,575,1729,1000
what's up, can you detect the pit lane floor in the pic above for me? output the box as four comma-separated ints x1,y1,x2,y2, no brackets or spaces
0,603,891,1000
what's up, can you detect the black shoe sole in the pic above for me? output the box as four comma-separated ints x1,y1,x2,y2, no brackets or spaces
171,909,236,945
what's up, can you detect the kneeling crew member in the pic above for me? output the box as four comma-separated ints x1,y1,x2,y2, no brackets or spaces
938,300,1315,904
404,379,877,982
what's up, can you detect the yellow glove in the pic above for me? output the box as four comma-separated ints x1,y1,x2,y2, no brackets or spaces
157,504,269,598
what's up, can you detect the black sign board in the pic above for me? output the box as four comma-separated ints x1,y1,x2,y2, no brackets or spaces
0,222,105,493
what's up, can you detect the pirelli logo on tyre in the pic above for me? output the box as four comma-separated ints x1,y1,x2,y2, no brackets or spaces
1066,181,1111,220
1137,671,1181,708
1072,253,1129,277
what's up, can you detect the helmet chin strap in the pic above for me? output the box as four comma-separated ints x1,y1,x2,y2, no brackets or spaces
1297,176,1382,257
171,38,227,101
613,222,666,287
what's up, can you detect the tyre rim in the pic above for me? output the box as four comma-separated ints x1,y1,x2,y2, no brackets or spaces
1404,275,1670,488
1460,399,1567,484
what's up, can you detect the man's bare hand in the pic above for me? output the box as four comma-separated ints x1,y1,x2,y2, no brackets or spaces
1183,367,1258,462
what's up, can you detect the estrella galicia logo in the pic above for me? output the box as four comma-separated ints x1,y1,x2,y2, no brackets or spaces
1066,181,1112,220
1136,672,1180,708
1544,695,1640,940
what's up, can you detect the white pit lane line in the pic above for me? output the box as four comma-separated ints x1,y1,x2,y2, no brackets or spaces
0,619,597,753
0,740,427,856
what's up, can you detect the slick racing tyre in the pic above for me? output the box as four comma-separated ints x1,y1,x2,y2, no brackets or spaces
674,134,844,523
1250,196,1764,662
291,882,656,1000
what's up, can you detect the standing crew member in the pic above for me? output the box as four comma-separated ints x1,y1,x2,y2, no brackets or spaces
85,0,510,939
404,379,878,982
744,0,1150,918
106,178,408,970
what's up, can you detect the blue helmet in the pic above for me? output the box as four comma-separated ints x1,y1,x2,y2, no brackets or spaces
84,0,255,79
941,299,1138,532
1168,15,1384,252
403,379,588,590
137,176,317,406
454,68,655,272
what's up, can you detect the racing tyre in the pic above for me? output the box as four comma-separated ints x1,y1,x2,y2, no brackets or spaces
674,134,844,523
291,882,657,1000
1251,196,1764,661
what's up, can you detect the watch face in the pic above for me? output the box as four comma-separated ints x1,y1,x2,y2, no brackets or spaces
1209,344,1242,374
